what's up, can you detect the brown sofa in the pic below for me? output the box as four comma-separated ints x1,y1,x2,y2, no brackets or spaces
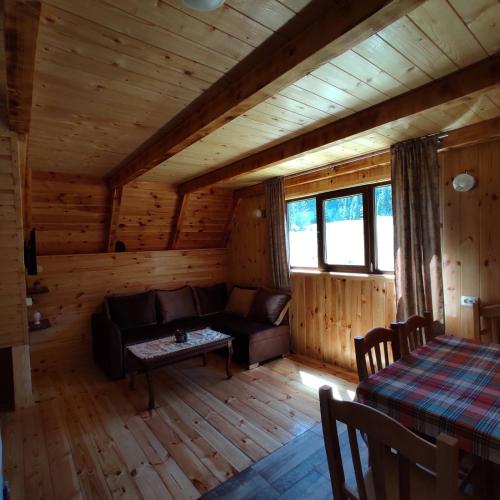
91,284,291,379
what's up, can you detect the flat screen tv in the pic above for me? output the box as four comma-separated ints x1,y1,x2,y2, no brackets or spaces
24,228,37,275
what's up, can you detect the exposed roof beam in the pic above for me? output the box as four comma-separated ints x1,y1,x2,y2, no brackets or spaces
3,0,41,135
179,54,500,194
108,0,425,189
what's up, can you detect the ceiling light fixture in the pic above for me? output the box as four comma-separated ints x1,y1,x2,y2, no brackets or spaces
182,0,224,11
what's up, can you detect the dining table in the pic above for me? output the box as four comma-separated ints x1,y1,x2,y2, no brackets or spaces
356,335,500,466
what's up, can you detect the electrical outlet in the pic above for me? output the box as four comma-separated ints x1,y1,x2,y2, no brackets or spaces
461,296,477,307
26,297,33,306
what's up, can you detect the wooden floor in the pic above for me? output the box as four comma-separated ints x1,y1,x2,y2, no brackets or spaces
1,354,357,499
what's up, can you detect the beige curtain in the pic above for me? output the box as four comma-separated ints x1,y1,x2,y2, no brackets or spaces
265,177,290,291
391,137,445,332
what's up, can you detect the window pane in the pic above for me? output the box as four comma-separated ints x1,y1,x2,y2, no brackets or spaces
287,198,318,267
324,194,365,266
374,185,394,271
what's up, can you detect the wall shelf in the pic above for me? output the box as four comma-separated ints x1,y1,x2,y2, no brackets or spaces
27,285,49,295
28,319,51,332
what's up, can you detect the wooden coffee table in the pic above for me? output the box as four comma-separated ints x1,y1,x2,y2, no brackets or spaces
126,328,233,410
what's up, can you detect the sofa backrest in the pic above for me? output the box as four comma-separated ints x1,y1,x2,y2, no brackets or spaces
105,290,157,330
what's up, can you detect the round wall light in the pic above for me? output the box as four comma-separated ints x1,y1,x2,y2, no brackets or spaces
452,171,476,192
182,0,224,11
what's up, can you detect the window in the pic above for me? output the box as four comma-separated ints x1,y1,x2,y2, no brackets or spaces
287,197,318,268
287,183,394,273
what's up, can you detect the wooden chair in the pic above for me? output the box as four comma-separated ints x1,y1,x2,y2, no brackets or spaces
319,385,462,500
392,311,434,357
354,328,399,383
472,299,500,343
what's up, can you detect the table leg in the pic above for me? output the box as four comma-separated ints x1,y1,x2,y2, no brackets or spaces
226,341,233,379
145,367,155,410
202,353,208,366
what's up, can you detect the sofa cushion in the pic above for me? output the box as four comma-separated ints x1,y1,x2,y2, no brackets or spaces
156,286,197,324
193,283,228,316
123,316,211,346
209,313,272,338
106,291,157,330
247,288,291,325
224,287,257,318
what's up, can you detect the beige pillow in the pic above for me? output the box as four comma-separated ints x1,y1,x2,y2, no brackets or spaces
224,287,257,317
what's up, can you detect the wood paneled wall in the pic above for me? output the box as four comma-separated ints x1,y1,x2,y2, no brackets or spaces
27,248,229,367
291,273,395,371
441,138,500,339
0,132,32,408
175,188,233,250
31,171,108,255
0,135,28,348
116,180,177,251
229,195,271,287
30,172,234,255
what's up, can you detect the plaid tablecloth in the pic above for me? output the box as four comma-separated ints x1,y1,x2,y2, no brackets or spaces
356,335,500,464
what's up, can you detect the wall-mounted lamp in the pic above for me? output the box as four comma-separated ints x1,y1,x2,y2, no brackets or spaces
452,171,476,192
252,208,266,219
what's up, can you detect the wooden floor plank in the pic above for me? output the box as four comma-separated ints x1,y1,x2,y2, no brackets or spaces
2,355,357,499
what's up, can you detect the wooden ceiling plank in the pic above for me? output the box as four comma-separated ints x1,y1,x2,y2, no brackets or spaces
178,54,500,194
3,0,41,135
108,0,426,188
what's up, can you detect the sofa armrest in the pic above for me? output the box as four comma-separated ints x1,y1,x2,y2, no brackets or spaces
91,313,125,380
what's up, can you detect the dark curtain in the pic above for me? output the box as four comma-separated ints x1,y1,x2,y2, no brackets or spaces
391,137,445,331
265,177,290,291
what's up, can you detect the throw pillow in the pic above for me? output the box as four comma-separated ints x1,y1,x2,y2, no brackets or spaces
247,288,291,325
224,287,257,318
156,286,198,324
193,283,228,316
106,291,157,330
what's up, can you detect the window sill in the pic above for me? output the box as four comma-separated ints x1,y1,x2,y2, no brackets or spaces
290,268,395,280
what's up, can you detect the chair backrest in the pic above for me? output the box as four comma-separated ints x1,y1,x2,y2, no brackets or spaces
354,328,399,383
473,299,500,343
392,311,433,357
319,386,459,500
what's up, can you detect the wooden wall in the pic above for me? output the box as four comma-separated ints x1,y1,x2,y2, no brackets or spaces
229,160,393,370
441,138,500,339
229,195,271,287
117,180,177,251
30,171,234,255
291,273,395,371
31,171,108,255
27,248,229,367
0,135,28,349
0,133,32,408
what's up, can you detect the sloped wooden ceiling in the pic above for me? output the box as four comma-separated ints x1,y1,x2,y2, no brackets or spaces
28,0,311,175
141,0,500,187
26,0,500,189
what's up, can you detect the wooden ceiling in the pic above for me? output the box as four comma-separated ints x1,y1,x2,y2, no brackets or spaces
23,0,500,187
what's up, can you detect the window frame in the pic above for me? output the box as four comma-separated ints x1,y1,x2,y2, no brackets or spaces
287,181,393,275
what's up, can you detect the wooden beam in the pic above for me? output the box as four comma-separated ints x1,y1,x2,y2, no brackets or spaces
440,116,500,151
169,194,189,250
106,186,123,252
3,0,41,135
223,194,241,247
179,54,500,194
108,0,425,188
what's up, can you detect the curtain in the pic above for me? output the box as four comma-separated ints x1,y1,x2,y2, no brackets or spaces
265,177,290,291
391,137,445,332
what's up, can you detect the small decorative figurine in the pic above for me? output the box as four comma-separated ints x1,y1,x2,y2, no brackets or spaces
33,310,42,325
